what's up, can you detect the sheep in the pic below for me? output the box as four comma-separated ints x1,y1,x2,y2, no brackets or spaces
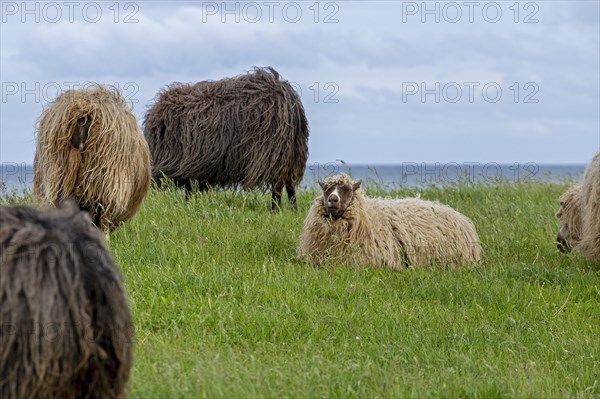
298,174,481,269
556,151,600,260
556,184,582,253
0,201,133,399
33,84,151,232
143,66,309,209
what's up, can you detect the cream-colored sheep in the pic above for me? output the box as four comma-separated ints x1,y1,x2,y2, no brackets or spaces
556,151,600,260
298,174,481,269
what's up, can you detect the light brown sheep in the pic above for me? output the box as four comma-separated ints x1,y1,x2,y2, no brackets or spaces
298,174,481,269
33,84,151,232
556,151,600,260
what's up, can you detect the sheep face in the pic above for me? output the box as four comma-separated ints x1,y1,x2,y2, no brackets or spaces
318,178,362,218
556,185,581,253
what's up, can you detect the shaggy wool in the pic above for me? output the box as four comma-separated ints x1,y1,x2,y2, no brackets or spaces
143,67,309,206
298,174,481,269
557,151,600,260
556,184,582,253
0,202,133,399
33,84,151,231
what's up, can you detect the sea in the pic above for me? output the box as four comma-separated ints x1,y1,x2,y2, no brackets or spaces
1,162,586,195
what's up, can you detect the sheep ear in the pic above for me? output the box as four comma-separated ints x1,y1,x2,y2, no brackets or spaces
318,180,326,190
352,179,362,191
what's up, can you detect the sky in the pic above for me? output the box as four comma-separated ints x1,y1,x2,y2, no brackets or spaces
1,1,599,166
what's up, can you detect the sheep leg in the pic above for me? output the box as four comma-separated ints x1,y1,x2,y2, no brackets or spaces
182,179,193,200
183,180,209,200
170,177,193,200
272,181,284,210
153,173,169,190
285,183,297,209
78,201,102,228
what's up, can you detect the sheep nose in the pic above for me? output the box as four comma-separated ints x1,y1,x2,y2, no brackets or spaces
557,234,570,253
327,194,339,206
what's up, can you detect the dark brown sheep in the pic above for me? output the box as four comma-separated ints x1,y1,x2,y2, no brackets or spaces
143,67,309,209
0,202,133,399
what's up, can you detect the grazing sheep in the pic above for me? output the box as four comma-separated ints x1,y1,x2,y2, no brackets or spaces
556,184,582,253
556,152,600,260
0,202,133,399
33,84,151,232
298,174,481,269
143,67,309,209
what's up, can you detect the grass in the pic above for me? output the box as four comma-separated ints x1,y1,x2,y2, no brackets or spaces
4,181,600,398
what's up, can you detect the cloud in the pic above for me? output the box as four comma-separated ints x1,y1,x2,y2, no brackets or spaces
0,1,598,164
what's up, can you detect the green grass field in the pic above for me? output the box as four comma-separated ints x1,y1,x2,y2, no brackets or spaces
4,181,600,397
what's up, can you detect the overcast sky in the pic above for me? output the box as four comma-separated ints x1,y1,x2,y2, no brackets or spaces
1,1,598,165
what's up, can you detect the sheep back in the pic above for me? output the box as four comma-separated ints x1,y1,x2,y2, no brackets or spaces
33,84,151,231
143,67,309,191
0,202,133,399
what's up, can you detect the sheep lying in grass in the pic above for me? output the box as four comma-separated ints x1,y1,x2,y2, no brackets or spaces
556,151,600,260
0,202,133,399
298,174,481,269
